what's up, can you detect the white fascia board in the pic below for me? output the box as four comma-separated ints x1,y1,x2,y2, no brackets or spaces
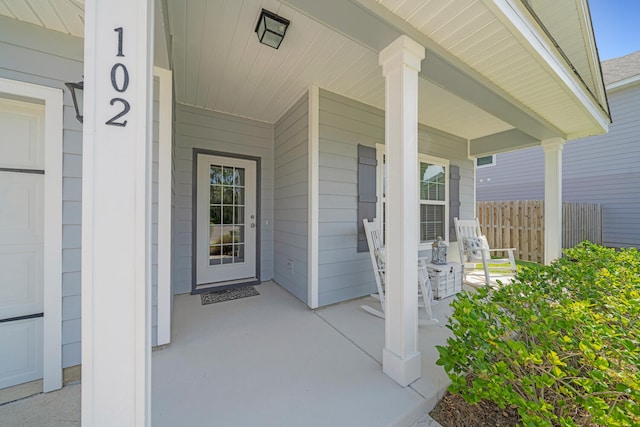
307,85,319,309
483,0,610,134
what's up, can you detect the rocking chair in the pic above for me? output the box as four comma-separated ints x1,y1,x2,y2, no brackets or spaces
361,218,437,325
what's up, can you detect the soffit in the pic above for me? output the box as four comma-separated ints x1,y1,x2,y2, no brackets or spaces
0,0,84,38
374,0,609,139
167,0,511,139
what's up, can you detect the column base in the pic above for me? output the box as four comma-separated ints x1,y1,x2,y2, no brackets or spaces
383,348,421,387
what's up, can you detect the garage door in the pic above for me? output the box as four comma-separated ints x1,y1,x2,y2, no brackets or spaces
0,97,45,389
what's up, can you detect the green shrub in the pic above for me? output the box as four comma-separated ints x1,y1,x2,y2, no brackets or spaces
437,242,640,426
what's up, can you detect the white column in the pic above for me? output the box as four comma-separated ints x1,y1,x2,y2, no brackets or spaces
82,0,154,425
379,36,425,387
542,138,565,265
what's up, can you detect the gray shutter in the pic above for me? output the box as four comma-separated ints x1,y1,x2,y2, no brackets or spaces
357,145,377,252
449,165,460,241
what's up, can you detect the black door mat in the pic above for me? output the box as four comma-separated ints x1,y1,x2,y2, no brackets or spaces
201,286,260,305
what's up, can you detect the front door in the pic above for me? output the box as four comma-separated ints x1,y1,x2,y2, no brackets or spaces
0,97,44,389
196,154,257,289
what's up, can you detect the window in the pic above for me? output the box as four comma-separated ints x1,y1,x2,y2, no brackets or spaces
376,145,449,248
476,155,495,168
419,156,449,244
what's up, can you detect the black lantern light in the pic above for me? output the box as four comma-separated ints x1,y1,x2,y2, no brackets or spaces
65,81,84,123
255,9,290,49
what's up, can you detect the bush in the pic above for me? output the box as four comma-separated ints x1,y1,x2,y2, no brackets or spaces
436,242,640,426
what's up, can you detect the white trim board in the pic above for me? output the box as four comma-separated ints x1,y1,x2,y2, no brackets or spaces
0,77,64,392
307,85,319,309
154,66,172,346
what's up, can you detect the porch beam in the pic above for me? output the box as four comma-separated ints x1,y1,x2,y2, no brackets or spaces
280,0,561,141
542,138,565,265
82,0,153,425
379,35,424,387
469,129,539,158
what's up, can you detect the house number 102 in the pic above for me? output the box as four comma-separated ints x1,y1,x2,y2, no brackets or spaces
106,27,130,127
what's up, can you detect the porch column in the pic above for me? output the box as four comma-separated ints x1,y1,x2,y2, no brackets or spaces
82,0,154,425
379,35,425,387
542,138,565,265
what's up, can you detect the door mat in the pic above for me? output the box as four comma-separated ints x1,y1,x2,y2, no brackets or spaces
201,286,259,305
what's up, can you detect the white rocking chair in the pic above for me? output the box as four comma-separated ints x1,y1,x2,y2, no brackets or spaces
361,218,437,325
454,217,516,285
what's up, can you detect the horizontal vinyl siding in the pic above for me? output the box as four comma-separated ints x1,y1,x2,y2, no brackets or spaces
173,104,274,294
476,147,545,201
317,90,382,306
273,94,308,303
0,17,83,368
316,89,473,305
476,83,640,248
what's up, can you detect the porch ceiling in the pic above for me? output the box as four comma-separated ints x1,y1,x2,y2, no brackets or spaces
0,0,610,145
167,0,512,140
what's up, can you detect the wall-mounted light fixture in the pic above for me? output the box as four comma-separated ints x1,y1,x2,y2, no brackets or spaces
65,81,84,123
255,9,290,49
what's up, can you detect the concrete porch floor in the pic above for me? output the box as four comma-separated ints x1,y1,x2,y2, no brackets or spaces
1,280,466,426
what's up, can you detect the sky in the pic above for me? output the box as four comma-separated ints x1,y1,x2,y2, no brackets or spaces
588,0,640,60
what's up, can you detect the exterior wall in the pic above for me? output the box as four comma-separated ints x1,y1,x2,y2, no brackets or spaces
0,17,166,366
477,83,640,248
172,104,275,294
476,148,545,201
317,89,473,306
317,90,384,306
0,17,83,368
273,93,309,302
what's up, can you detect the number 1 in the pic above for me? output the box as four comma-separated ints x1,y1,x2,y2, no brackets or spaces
114,27,124,57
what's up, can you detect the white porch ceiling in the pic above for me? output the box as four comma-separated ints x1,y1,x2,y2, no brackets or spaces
0,0,609,143
167,0,512,139
0,0,84,38
371,0,608,139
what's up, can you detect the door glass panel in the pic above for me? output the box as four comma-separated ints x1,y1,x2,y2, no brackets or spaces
209,164,246,265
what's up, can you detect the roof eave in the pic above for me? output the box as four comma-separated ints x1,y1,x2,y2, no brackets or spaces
484,0,610,137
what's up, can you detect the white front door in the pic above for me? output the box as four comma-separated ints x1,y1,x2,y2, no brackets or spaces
0,97,45,389
196,154,257,288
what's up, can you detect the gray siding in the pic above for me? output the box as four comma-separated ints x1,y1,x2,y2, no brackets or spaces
316,89,473,306
476,147,545,201
273,94,309,302
172,104,274,294
317,90,383,306
0,17,84,368
476,83,640,248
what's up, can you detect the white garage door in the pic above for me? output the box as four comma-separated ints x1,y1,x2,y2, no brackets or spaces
0,97,45,389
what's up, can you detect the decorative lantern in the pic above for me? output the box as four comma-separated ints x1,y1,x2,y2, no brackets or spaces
65,80,84,123
431,236,448,265
255,9,290,49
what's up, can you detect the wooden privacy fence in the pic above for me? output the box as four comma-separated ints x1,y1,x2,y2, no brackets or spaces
477,201,602,263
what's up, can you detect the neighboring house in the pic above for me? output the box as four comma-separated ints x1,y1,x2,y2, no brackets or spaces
477,50,640,249
0,0,610,424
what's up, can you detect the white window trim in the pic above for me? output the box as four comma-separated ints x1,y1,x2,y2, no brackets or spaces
375,145,450,249
418,154,449,249
476,154,496,169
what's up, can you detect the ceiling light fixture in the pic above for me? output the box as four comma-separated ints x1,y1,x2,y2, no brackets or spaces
255,9,290,49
